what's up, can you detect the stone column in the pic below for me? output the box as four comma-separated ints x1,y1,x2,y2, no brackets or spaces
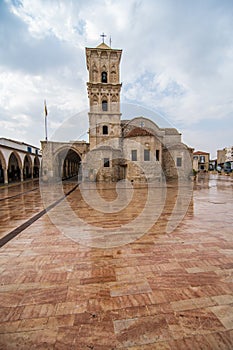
20,168,23,182
4,168,8,184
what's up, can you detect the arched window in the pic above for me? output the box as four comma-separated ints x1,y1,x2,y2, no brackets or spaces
92,68,98,82
104,158,110,167
103,125,108,135
101,71,107,83
102,100,108,111
91,95,98,112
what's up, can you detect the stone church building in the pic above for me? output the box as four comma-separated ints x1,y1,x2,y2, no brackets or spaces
41,41,192,182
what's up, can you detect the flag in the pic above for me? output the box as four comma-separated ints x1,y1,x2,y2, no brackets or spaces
44,100,48,117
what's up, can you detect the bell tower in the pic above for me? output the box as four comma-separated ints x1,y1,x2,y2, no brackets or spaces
85,39,122,150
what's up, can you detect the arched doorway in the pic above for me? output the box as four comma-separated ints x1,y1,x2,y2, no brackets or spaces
55,148,81,180
0,150,6,184
33,156,40,178
23,155,32,180
8,152,21,183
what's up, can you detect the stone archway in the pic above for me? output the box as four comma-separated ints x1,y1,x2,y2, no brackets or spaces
0,150,6,184
8,152,22,183
55,147,82,180
33,156,40,178
23,154,33,180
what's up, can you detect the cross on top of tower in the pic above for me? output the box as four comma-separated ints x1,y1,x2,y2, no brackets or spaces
100,32,107,43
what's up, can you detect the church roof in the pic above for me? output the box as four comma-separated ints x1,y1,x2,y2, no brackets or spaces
164,128,180,135
96,42,111,49
125,127,154,138
193,151,209,155
165,143,189,150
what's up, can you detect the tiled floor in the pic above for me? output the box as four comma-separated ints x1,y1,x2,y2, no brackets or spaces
0,174,232,349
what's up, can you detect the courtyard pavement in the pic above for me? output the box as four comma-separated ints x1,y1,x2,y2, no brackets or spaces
0,174,232,349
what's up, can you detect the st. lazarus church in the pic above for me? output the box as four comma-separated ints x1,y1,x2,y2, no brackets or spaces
41,38,192,183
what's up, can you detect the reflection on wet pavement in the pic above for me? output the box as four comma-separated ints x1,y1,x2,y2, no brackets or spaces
0,174,233,349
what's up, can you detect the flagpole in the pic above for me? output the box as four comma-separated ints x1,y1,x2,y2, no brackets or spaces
44,100,48,142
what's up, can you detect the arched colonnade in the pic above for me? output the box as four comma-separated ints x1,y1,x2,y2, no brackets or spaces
0,148,41,184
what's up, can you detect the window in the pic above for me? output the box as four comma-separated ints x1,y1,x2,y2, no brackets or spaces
104,158,110,167
156,149,160,161
27,146,32,153
144,149,150,161
101,72,107,83
102,125,108,135
102,100,108,111
176,157,182,167
131,150,137,161
200,155,205,163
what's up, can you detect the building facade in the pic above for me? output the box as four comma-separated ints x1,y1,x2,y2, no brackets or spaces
193,151,210,172
217,146,233,173
0,138,41,184
217,146,233,165
41,41,193,182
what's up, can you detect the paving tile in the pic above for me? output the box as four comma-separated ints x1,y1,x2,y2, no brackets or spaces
47,314,75,329
0,306,24,322
209,304,233,330
175,308,225,336
212,294,233,305
119,343,171,349
55,301,87,315
20,303,56,319
0,177,233,348
171,299,196,311
110,280,152,297
0,329,57,350
114,315,171,347
19,286,68,305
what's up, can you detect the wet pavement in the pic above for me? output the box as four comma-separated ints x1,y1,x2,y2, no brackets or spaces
0,174,233,349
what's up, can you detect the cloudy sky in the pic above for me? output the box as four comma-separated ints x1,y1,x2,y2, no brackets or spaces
0,0,233,158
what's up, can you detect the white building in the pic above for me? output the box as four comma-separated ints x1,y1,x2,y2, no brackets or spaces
0,138,41,184
225,146,233,162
